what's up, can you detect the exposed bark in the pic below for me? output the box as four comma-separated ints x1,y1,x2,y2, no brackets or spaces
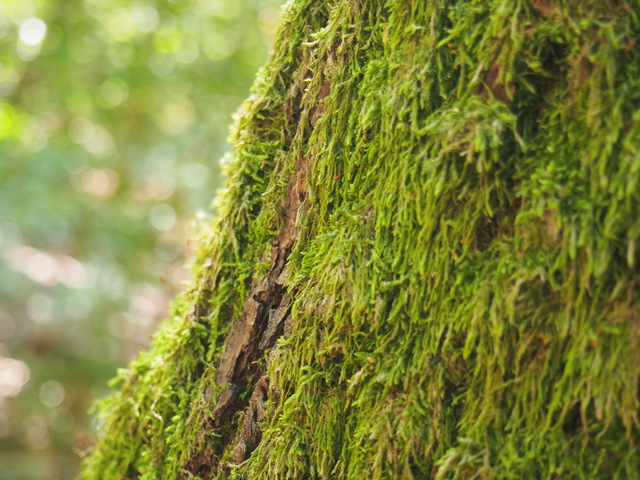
200,151,310,474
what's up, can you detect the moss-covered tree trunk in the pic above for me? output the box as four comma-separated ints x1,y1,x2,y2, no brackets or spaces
80,1,640,478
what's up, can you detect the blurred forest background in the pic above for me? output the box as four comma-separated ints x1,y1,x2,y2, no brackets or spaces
0,0,283,478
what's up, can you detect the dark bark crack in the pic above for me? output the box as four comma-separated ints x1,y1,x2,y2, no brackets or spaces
184,45,334,478
203,151,311,474
229,378,269,465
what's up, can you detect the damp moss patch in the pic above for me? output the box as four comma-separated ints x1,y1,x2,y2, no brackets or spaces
79,1,640,479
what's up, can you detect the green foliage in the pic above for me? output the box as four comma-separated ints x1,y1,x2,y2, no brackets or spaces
81,0,640,478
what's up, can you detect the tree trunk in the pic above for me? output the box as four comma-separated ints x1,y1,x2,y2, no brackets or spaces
79,1,640,478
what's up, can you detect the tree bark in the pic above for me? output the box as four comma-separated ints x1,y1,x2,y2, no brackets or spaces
80,1,640,478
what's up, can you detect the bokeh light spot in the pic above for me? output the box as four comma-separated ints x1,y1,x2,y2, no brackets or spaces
258,6,281,37
175,36,200,64
68,117,94,144
158,97,195,133
148,52,176,76
0,358,30,398
97,78,129,109
83,125,115,157
145,172,176,200
132,5,160,33
25,414,49,450
180,162,209,189
39,380,65,407
18,18,47,46
73,167,120,200
155,234,181,261
57,256,95,289
130,283,165,319
9,246,59,286
149,204,176,231
202,33,237,60
105,8,137,42
25,293,53,324
197,0,240,19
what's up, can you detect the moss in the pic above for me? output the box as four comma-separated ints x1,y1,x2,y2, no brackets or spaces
79,0,640,479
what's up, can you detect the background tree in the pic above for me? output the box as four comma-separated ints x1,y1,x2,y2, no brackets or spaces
81,0,640,478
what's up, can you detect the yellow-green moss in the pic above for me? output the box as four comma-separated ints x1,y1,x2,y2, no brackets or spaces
79,1,640,479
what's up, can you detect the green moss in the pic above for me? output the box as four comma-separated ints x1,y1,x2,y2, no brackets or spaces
80,1,640,479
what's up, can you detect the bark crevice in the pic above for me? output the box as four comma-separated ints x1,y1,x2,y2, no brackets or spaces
192,150,311,476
